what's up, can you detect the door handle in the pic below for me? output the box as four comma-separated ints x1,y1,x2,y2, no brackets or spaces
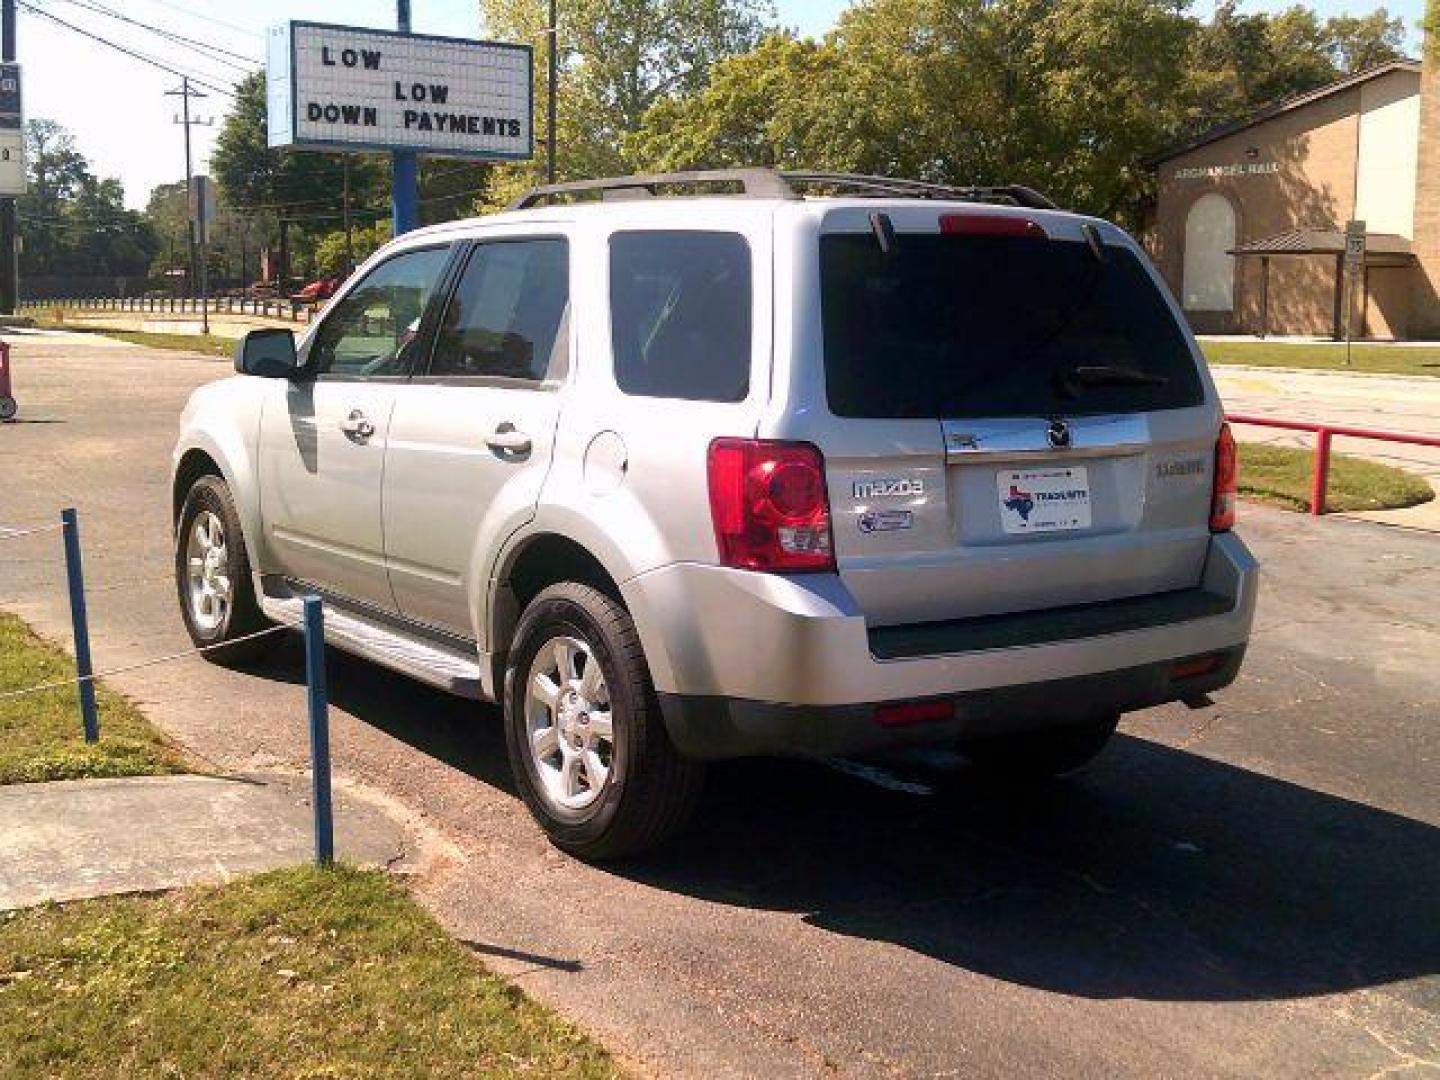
484,425,533,455
339,409,376,441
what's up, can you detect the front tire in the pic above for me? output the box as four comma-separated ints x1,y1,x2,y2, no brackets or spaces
959,714,1120,778
174,474,275,666
504,582,704,861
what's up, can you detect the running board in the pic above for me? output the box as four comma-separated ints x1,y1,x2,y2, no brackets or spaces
259,594,483,699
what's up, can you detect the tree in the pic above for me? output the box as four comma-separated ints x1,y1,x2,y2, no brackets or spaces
624,33,835,170
313,220,392,276
18,119,156,282
478,0,772,206
1184,3,1406,129
210,71,385,285
1324,11,1408,75
630,0,1196,225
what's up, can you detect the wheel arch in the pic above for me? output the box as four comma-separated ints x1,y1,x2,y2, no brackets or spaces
171,429,268,575
485,531,628,699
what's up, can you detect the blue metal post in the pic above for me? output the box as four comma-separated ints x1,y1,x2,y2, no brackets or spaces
391,0,419,237
303,596,334,865
392,152,419,236
60,507,99,743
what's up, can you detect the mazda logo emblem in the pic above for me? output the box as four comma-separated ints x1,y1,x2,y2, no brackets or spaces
1046,420,1071,449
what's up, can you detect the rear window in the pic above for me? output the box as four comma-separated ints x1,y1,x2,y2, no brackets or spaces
820,232,1204,419
610,231,751,402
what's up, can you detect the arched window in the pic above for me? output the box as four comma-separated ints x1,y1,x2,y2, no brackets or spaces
1182,193,1237,312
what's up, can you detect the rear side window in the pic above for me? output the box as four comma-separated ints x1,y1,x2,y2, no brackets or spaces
429,239,569,382
610,231,751,402
820,233,1204,419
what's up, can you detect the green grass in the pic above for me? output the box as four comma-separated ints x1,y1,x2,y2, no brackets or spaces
0,865,621,1079
30,319,235,357
1201,339,1440,377
0,612,186,784
1238,443,1435,513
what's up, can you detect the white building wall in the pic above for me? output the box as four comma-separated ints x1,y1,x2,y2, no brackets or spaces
1355,70,1422,238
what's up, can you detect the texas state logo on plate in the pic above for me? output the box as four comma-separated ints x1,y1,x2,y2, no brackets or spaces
997,467,1092,534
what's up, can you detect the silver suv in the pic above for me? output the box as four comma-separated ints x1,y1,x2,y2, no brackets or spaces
172,169,1257,859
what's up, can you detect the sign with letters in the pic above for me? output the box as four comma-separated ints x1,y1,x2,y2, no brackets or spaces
266,21,532,160
0,63,25,196
1344,219,1367,273
1173,161,1279,181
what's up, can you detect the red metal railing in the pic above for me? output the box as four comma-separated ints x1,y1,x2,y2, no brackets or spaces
1226,413,1440,516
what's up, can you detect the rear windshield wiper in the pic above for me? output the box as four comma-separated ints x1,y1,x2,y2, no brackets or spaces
1069,364,1169,387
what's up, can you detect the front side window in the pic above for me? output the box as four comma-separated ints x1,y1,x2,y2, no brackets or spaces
308,246,452,378
609,231,751,402
428,239,569,381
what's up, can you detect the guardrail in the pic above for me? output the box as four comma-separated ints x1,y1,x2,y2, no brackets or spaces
18,296,317,323
1227,413,1440,516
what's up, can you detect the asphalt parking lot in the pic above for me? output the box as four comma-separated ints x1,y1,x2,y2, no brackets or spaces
1,333,1437,1079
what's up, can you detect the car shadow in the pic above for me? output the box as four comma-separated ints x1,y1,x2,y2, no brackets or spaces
252,640,1439,1005
624,738,1440,1004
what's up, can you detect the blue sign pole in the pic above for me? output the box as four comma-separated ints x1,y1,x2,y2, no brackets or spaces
60,507,99,743
303,595,334,866
392,0,419,236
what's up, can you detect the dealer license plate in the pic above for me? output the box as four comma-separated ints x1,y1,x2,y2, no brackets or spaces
997,466,1091,534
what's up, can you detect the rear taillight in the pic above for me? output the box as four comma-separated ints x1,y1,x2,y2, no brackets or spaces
1211,423,1238,532
939,213,1048,239
707,438,835,572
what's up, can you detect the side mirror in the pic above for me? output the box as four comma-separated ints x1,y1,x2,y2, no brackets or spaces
235,328,300,378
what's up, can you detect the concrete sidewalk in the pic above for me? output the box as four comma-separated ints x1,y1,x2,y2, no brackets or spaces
0,773,406,910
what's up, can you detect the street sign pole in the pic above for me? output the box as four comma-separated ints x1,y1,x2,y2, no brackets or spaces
392,0,419,237
191,176,214,334
1343,220,1366,368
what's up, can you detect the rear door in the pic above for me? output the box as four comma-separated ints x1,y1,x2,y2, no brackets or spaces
382,235,570,638
808,207,1217,628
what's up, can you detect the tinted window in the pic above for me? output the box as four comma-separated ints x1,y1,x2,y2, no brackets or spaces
820,234,1204,419
309,247,451,378
610,231,751,402
429,239,569,381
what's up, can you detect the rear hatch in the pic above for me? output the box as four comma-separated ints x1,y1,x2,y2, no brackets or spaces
811,206,1218,629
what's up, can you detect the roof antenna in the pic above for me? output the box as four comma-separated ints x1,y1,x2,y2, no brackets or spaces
870,212,898,257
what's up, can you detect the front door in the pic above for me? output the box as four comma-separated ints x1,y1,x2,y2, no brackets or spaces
384,236,570,638
259,244,453,610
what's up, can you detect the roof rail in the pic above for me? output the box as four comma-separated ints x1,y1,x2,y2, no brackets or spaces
779,172,1059,210
507,168,1060,212
507,168,799,210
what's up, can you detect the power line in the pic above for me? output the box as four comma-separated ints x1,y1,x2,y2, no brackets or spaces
17,1,237,97
51,0,260,71
129,0,258,40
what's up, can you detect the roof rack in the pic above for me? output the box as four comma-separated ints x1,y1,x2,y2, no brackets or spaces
507,168,1059,211
780,172,1059,210
508,168,799,210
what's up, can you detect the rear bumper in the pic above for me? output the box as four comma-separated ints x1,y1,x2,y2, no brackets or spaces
658,646,1245,759
622,531,1257,759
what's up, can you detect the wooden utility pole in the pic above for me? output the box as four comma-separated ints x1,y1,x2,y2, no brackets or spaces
1,0,18,315
166,78,210,298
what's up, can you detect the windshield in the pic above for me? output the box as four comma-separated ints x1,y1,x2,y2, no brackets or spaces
820,232,1204,419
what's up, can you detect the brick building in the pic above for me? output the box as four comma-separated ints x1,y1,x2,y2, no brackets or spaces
1148,33,1440,340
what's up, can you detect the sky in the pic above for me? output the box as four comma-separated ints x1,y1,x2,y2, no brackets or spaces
12,0,1429,210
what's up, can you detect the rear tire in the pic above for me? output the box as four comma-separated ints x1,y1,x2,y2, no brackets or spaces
504,582,704,861
959,714,1120,778
174,474,276,666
